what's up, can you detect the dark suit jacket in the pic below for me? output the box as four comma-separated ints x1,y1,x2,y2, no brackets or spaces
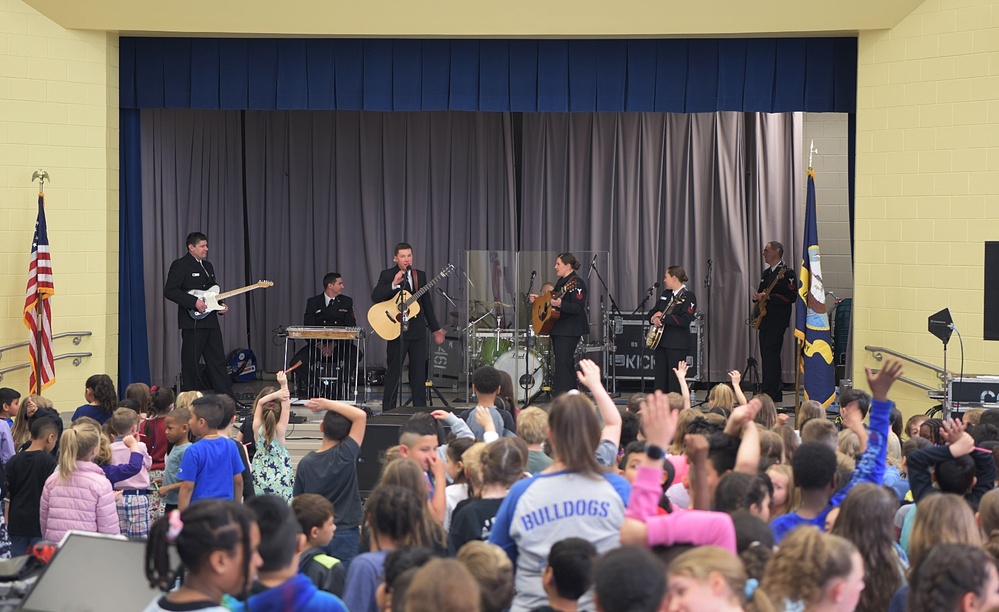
304,293,356,327
756,263,798,330
164,253,221,330
647,287,697,351
371,267,442,340
550,272,589,337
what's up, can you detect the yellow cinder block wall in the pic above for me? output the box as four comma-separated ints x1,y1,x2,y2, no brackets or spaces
854,0,999,419
0,0,118,411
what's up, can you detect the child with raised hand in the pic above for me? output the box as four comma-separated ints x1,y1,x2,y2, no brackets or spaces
39,420,120,542
6,417,58,556
144,387,175,522
156,406,193,515
575,359,622,467
109,407,154,540
251,370,294,502
229,494,347,612
178,396,245,510
144,501,262,612
769,359,903,543
342,485,425,612
295,396,367,565
292,493,346,597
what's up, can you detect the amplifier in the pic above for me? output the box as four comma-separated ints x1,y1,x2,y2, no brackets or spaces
612,314,703,381
949,377,999,408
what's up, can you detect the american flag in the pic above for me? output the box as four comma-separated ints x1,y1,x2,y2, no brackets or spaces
23,194,55,393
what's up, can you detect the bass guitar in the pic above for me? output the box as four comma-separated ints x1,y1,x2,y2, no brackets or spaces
188,280,274,320
368,264,455,341
531,278,578,336
750,265,790,329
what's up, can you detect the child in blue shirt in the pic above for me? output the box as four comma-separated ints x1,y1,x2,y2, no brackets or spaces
177,396,244,510
154,406,193,514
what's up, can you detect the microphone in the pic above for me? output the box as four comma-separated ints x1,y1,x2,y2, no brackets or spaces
646,281,660,296
591,254,598,267
437,287,457,308
460,267,475,289
707,259,713,267
531,270,537,280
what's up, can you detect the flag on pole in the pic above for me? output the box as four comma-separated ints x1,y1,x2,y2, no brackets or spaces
23,194,55,393
794,170,836,407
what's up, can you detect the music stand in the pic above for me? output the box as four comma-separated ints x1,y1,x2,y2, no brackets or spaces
929,308,954,419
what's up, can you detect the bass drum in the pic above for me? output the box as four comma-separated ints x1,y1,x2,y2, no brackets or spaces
493,348,546,399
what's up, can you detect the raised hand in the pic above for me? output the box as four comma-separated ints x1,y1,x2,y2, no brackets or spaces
728,370,741,386
865,359,903,401
276,369,287,387
673,360,689,380
576,359,603,391
642,391,679,449
474,406,496,433
940,418,966,446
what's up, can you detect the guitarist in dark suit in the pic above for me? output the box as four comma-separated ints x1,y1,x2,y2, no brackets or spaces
531,252,589,395
753,241,798,403
163,231,233,397
647,266,697,394
371,242,445,412
291,272,358,396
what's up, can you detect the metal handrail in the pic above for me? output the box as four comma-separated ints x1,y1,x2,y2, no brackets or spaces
0,352,93,382
867,368,938,393
864,345,950,380
0,331,92,360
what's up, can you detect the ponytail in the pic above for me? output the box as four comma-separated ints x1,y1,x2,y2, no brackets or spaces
985,529,999,559
58,428,79,482
262,405,278,447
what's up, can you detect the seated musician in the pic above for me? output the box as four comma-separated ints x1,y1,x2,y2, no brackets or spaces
291,273,359,397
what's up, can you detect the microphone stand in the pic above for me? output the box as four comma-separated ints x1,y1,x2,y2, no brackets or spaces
635,280,659,392
590,259,622,391
703,259,712,385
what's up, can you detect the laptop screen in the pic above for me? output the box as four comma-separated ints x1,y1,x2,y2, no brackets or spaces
19,532,170,611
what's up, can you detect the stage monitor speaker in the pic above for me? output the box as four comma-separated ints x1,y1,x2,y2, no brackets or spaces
986,242,999,340
612,314,702,381
356,413,452,494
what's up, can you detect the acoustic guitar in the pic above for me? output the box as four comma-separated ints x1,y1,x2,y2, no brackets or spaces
530,278,578,335
187,280,274,320
368,264,455,341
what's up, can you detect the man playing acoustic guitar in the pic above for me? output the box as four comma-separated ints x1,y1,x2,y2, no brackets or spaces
371,242,446,412
752,241,798,403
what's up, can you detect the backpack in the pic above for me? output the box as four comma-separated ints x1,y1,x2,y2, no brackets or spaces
226,348,257,382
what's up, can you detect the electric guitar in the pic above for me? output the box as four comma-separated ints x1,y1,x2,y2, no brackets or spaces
188,280,274,320
368,264,455,341
531,278,578,336
750,264,791,329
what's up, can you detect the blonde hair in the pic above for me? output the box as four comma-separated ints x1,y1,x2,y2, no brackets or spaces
516,407,549,445
406,558,481,612
766,463,799,516
456,541,514,612
759,429,785,465
175,390,202,412
708,384,735,411
669,408,704,455
908,493,982,573
669,546,774,612
58,420,102,482
886,432,902,470
253,385,281,447
11,394,54,448
761,527,858,608
666,392,685,411
979,489,999,558
753,394,777,430
461,442,488,494
837,429,860,458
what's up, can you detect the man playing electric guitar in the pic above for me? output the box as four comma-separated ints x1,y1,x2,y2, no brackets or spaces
164,231,233,397
371,242,446,412
753,241,799,403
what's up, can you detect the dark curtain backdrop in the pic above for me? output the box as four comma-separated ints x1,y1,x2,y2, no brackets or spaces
519,112,802,383
141,110,516,384
140,109,800,386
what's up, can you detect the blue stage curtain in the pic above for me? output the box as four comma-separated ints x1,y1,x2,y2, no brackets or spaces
120,37,857,114
118,108,152,390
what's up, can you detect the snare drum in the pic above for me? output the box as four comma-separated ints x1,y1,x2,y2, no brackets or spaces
494,348,546,398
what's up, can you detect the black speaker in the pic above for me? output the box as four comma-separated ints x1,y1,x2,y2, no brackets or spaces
356,413,453,495
986,242,999,340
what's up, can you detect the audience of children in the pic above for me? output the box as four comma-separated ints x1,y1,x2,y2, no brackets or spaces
6,352,997,612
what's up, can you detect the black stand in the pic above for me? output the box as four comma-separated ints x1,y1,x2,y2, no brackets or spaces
742,356,761,394
634,280,659,392
528,346,555,405
386,288,407,411
703,259,712,385
404,342,452,409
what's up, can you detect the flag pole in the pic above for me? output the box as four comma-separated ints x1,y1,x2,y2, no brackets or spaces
31,170,48,395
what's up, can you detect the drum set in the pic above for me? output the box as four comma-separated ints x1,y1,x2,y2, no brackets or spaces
465,304,552,403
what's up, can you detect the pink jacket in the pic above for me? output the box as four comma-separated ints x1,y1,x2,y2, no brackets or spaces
110,439,151,490
39,461,120,543
626,464,736,553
